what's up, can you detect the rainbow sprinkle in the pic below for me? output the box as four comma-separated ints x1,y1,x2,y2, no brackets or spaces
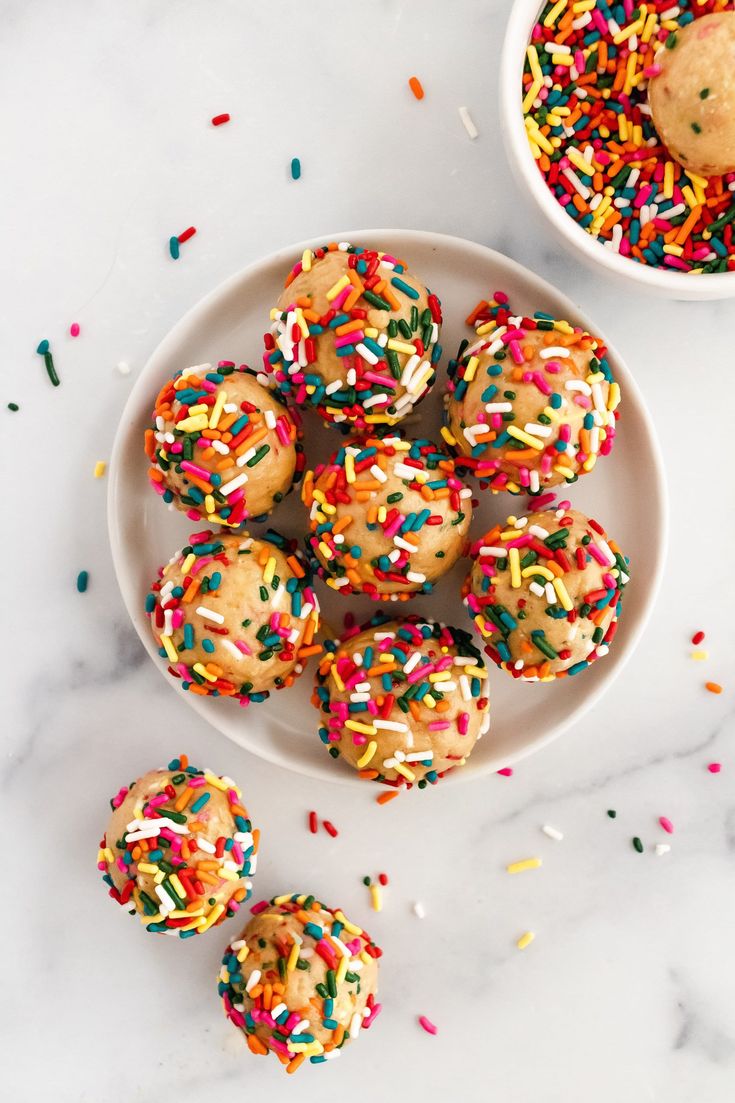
523,0,735,273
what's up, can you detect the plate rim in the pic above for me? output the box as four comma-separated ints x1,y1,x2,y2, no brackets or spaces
107,228,669,787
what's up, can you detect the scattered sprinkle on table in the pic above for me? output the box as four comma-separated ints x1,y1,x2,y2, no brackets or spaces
418,1015,437,1035
408,76,424,101
76,570,89,593
322,819,338,838
497,767,514,777
178,226,196,244
413,901,426,919
507,857,542,874
692,630,706,645
376,790,399,805
655,843,671,856
659,817,674,834
517,930,535,951
607,809,617,819
36,340,60,386
542,824,564,841
369,883,382,912
705,681,723,694
169,236,180,259
708,762,722,774
691,650,708,661
290,157,301,180
93,460,106,478
458,105,478,139
308,810,318,834
69,322,80,337
7,402,19,412
116,361,131,376
378,872,388,886
211,113,230,126
632,836,644,854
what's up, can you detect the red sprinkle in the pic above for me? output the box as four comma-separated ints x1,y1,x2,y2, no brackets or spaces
691,631,705,645
211,113,230,126
323,820,338,838
308,811,318,834
708,762,722,774
658,817,674,834
177,226,197,244
378,872,388,886
497,767,513,777
418,1015,437,1035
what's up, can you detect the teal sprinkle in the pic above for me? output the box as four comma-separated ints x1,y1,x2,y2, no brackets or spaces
76,570,89,593
169,236,180,259
291,157,301,180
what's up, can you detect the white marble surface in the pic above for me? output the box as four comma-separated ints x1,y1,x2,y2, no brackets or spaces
2,2,734,1100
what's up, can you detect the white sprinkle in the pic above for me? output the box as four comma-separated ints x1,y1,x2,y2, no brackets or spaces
655,843,671,856
245,969,261,993
413,901,426,919
458,105,478,140
542,824,564,842
196,605,225,624
116,361,131,375
219,471,249,496
539,346,570,359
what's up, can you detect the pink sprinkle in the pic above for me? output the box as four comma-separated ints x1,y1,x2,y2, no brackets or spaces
643,63,662,78
708,763,722,774
250,899,269,915
497,767,513,777
418,1015,438,1035
70,322,80,337
659,817,674,834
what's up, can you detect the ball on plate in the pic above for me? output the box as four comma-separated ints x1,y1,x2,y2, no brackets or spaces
463,506,630,681
648,12,735,178
145,361,303,526
261,242,443,429
313,614,491,787
302,435,473,600
443,294,620,494
97,754,257,936
146,530,321,704
219,893,381,1071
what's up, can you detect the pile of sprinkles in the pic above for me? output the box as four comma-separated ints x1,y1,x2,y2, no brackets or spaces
261,242,442,428
302,435,472,600
443,291,619,493
523,0,735,272
98,756,257,937
314,614,490,789
218,893,381,1071
145,361,303,526
169,225,197,260
146,530,321,705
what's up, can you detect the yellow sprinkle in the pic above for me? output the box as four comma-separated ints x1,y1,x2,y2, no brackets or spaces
543,0,567,28
336,954,349,985
287,942,300,972
330,666,345,692
441,426,458,448
218,867,240,882
137,862,158,875
262,556,276,585
507,425,545,451
301,249,313,273
345,719,377,736
421,694,436,710
526,44,543,83
429,670,452,683
509,546,522,589
236,943,250,962
198,902,225,932
326,275,350,301
93,460,107,478
370,884,382,912
553,464,576,479
160,635,178,663
691,650,708,661
169,874,187,899
522,79,543,114
506,857,543,874
176,414,209,433
607,382,621,412
345,452,356,483
192,662,217,683
517,931,535,951
204,493,215,515
204,771,229,791
170,908,204,919
553,577,574,612
386,338,417,356
356,741,378,768
208,389,227,429
334,910,362,936
463,355,480,383
500,528,524,541
393,761,416,782
613,17,644,44
522,564,554,581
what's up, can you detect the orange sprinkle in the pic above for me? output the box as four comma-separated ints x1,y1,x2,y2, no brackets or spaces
377,790,399,805
408,76,424,100
705,682,723,695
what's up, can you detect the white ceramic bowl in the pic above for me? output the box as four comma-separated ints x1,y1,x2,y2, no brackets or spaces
500,0,735,301
108,229,668,786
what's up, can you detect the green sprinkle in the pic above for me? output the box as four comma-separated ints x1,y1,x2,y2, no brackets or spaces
607,809,616,819
76,570,89,593
39,347,60,386
691,122,702,135
7,402,19,412
665,32,677,49
699,88,710,100
632,836,643,853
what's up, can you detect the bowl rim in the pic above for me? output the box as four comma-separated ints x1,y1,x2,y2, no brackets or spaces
500,0,735,300
107,227,670,786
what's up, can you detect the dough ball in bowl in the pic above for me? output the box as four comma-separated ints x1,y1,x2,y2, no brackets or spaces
146,530,321,704
649,12,735,178
302,435,473,600
463,506,630,682
261,242,442,429
219,893,381,1072
313,614,491,788
97,754,257,937
443,294,620,494
145,361,303,526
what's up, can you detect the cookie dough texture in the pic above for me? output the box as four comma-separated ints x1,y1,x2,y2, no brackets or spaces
302,435,472,600
314,615,491,787
146,362,303,526
219,893,381,1071
444,295,619,494
463,507,630,681
649,12,735,177
98,757,257,936
146,530,321,704
261,242,442,428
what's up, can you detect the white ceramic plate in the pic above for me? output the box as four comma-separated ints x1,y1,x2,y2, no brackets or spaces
108,229,667,785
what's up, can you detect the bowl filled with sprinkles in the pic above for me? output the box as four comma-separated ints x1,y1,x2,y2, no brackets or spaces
501,0,735,298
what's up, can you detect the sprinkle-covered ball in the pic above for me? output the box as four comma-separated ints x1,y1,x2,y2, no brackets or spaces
146,530,321,704
219,893,381,1072
463,506,630,681
302,435,473,600
145,362,303,526
313,615,491,787
98,755,257,937
261,242,442,429
649,13,735,178
443,295,620,494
